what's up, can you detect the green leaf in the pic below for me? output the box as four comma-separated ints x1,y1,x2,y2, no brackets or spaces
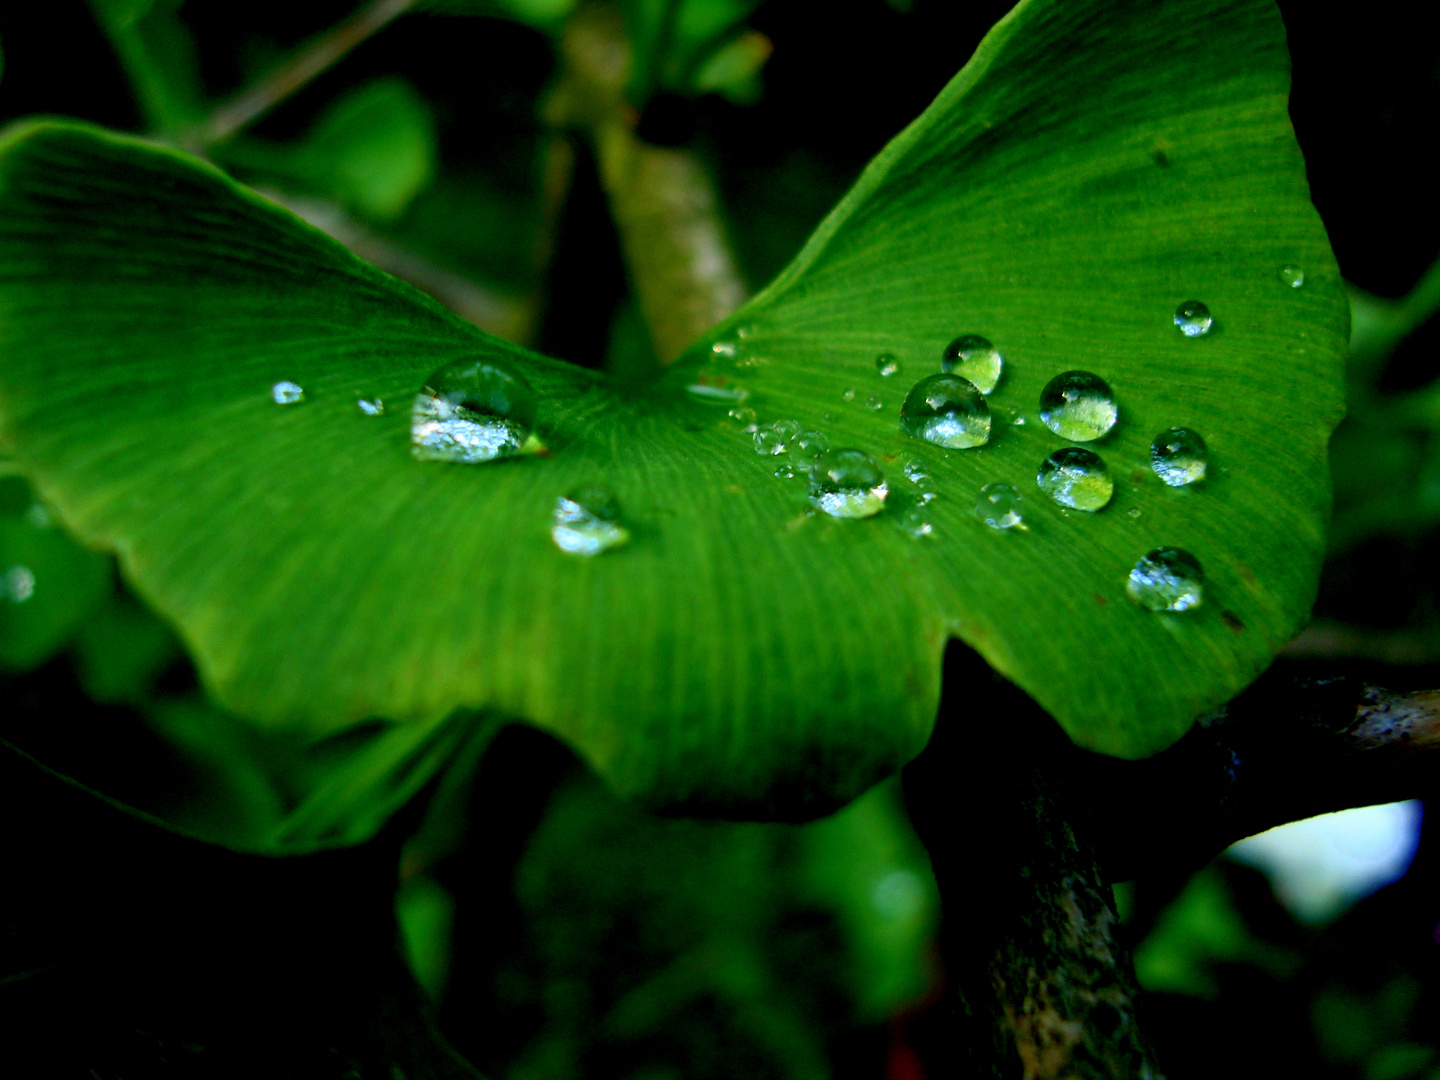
0,0,1346,816
0,478,111,670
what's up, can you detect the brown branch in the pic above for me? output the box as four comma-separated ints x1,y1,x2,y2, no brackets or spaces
202,0,419,147
549,2,747,366
904,670,1164,1080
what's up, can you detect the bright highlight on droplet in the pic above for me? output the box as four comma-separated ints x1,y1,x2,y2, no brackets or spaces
975,483,1024,530
876,353,901,377
1278,265,1305,289
1174,300,1213,337
1038,371,1117,442
1151,427,1208,486
900,373,990,449
271,381,305,404
1,564,36,604
809,449,888,519
357,398,385,416
551,486,630,556
792,430,830,466
1036,447,1113,511
898,506,933,538
942,334,1003,394
1126,547,1204,611
411,358,538,464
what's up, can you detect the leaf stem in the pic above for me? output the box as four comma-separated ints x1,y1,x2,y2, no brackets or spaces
202,0,419,147
550,2,747,366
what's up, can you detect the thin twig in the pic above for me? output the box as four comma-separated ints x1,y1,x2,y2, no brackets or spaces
202,0,419,147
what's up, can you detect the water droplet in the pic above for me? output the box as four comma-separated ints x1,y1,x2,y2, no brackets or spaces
866,395,884,411
411,358,538,464
809,449,888,519
1126,507,1142,519
1278,265,1305,289
551,486,630,557
753,420,801,455
774,462,796,479
975,483,1024,530
1012,414,1026,426
1036,447,1114,511
1,564,35,604
903,459,932,488
685,374,749,404
900,374,990,449
842,388,857,402
942,334,1003,394
898,505,933,538
727,406,758,431
357,397,385,416
711,339,739,359
792,430,831,466
1126,547,1204,611
1038,371,1117,442
271,381,305,405
1174,300,1213,337
1151,426,1208,486
876,353,901,377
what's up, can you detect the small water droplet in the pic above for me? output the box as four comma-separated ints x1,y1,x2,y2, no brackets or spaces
792,429,831,466
1,564,35,604
1012,414,1026,426
876,353,901,377
898,505,933,538
809,449,888,519
271,381,305,405
1126,507,1142,519
1039,371,1117,442
753,419,802,455
1278,265,1305,289
866,395,884,411
842,388,857,402
686,373,749,404
975,483,1024,530
903,459,932,487
411,358,538,463
1174,300,1213,337
357,397,385,416
1151,426,1208,486
774,462,796,479
942,334,1003,394
900,374,990,449
728,406,758,431
1036,447,1114,511
551,486,630,557
711,339,739,359
1126,547,1204,611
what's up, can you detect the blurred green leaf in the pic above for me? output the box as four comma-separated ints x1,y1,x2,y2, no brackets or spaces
692,29,770,104
623,0,764,102
0,478,110,670
73,590,182,703
422,0,580,30
87,0,203,141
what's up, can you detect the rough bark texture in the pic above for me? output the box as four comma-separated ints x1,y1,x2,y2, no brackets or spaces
904,654,1164,1080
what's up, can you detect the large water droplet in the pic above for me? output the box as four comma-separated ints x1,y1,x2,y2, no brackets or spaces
271,381,305,405
866,395,884,411
1036,447,1114,511
411,358,538,463
1126,547,1204,611
551,486,630,556
1038,371,1117,442
1,564,35,604
1151,426,1208,486
1174,300,1213,337
975,483,1024,530
942,334,1003,394
876,353,901,377
1278,265,1305,289
809,449,889,519
900,374,990,449
357,397,385,416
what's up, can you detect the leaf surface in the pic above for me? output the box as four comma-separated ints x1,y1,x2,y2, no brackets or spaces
0,0,1347,814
